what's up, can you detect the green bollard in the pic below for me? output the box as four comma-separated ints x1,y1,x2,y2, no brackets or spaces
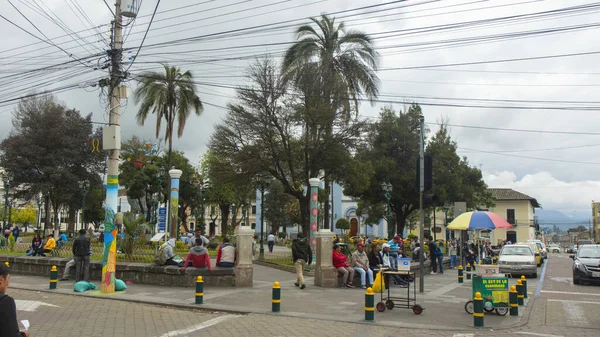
466,263,472,280
458,265,464,283
49,265,58,290
509,285,518,316
473,292,484,328
272,281,281,312
4,262,8,267
521,275,528,299
364,287,375,322
472,261,477,272
195,276,204,305
516,280,524,306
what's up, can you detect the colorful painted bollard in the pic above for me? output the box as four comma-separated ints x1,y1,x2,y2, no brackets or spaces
272,281,281,312
516,280,524,305
364,287,375,322
195,276,204,305
49,265,58,289
466,263,472,280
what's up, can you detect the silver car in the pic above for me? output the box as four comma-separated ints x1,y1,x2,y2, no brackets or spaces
497,244,538,278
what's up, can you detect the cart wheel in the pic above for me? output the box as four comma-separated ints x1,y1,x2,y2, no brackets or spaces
464,300,474,314
412,304,424,315
376,302,386,312
495,303,508,316
385,300,395,310
484,307,495,313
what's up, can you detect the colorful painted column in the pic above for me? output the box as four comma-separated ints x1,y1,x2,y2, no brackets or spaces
169,169,182,238
101,174,118,293
308,178,320,264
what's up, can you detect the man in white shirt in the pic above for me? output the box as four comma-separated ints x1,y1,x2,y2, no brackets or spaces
267,233,275,253
188,229,209,249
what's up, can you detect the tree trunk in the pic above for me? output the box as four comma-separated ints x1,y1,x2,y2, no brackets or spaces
67,207,75,234
43,194,51,233
299,195,310,236
219,203,230,238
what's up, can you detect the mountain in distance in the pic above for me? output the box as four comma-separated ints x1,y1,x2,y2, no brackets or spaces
535,209,590,229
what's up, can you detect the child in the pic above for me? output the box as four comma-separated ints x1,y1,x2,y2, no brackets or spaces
0,264,30,337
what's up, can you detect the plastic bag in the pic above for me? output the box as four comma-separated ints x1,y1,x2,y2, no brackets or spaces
73,281,96,292
115,279,127,291
372,270,385,293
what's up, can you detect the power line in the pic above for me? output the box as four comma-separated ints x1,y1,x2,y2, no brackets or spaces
429,123,600,136
458,147,600,165
460,143,600,153
124,0,161,72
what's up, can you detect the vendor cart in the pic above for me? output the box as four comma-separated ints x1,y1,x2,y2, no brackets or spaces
375,270,423,315
464,274,509,316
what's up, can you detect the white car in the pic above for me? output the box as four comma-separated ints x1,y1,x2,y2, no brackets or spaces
547,245,561,253
497,244,538,278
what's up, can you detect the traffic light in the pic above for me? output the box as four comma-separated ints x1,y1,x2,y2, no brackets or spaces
423,193,438,208
416,155,433,191
535,222,540,235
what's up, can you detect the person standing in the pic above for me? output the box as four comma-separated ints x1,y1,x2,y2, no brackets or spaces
187,228,209,249
449,241,457,269
387,236,403,270
428,237,438,275
72,229,91,282
267,232,275,253
0,264,30,337
291,233,311,289
351,243,373,289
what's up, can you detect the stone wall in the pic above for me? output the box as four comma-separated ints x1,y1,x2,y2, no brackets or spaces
1,255,237,287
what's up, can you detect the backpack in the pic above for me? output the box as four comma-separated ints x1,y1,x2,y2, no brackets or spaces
434,246,443,256
154,244,168,265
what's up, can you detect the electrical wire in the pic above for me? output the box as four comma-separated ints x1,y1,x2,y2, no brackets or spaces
124,0,161,72
458,147,600,165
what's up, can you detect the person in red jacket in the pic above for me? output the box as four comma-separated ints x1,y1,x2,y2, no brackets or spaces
332,243,355,288
179,239,213,272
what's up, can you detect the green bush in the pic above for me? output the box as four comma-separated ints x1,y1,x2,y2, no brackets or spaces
8,233,15,252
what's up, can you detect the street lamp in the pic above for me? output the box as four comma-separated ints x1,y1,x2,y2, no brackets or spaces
256,175,271,260
78,180,90,233
2,176,10,234
381,181,393,239
36,194,43,230
231,203,237,231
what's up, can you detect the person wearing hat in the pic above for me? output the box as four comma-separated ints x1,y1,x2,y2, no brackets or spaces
37,233,56,257
381,243,408,287
387,235,404,270
332,243,355,288
351,243,373,289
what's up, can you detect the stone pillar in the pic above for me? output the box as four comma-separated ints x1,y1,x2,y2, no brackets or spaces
234,226,253,287
314,229,338,287
308,178,320,264
169,169,182,238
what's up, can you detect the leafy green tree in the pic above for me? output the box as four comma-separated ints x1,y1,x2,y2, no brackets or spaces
0,95,104,232
283,15,380,230
263,180,296,233
335,218,350,235
121,213,151,256
12,205,38,227
134,64,204,170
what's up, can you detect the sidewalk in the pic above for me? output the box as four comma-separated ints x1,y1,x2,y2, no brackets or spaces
9,263,527,330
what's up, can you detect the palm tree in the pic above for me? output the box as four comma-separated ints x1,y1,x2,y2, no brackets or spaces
134,63,203,170
282,15,380,230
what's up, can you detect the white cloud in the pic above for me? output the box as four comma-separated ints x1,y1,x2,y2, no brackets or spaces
484,170,600,214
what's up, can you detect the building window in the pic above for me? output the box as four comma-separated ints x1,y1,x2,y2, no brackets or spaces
252,205,256,215
506,209,516,225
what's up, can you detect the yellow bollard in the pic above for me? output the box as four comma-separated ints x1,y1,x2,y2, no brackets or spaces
195,276,204,304
364,287,375,322
516,280,524,305
4,262,8,267
521,275,528,299
272,281,281,312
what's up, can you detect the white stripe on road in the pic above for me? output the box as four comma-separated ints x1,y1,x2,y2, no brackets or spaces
516,332,565,337
154,315,239,337
452,334,474,337
541,290,600,296
548,299,600,305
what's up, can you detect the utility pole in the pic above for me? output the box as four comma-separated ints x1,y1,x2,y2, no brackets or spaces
101,0,123,294
418,115,425,293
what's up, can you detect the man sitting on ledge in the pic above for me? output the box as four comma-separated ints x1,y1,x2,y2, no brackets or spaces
180,239,213,273
216,237,236,268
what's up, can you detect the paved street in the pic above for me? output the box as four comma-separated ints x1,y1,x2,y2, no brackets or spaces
6,254,599,336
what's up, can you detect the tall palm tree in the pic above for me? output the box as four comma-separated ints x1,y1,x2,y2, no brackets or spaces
134,63,203,238
134,63,203,170
282,15,380,230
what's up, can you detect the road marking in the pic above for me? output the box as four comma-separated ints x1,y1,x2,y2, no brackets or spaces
548,299,600,305
516,332,565,337
153,315,238,337
15,300,59,312
452,334,474,337
541,290,600,296
534,259,548,296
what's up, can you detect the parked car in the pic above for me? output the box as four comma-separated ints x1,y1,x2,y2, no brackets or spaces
517,242,542,266
497,244,538,278
571,244,600,284
547,245,561,253
577,240,594,249
526,240,548,260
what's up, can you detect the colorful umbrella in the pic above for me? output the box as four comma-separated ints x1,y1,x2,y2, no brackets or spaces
446,211,513,230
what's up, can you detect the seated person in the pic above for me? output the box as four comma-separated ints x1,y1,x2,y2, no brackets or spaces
26,232,43,256
36,234,56,257
332,243,355,288
160,239,184,267
180,239,213,272
216,237,236,267
381,243,408,287
367,244,383,272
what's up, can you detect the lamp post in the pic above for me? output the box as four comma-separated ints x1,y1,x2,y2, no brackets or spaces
156,168,166,234
37,195,42,231
242,204,248,227
2,177,10,233
257,175,271,260
231,203,237,232
78,180,90,233
381,181,393,239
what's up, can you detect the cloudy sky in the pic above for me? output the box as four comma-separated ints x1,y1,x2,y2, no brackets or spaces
1,0,599,216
